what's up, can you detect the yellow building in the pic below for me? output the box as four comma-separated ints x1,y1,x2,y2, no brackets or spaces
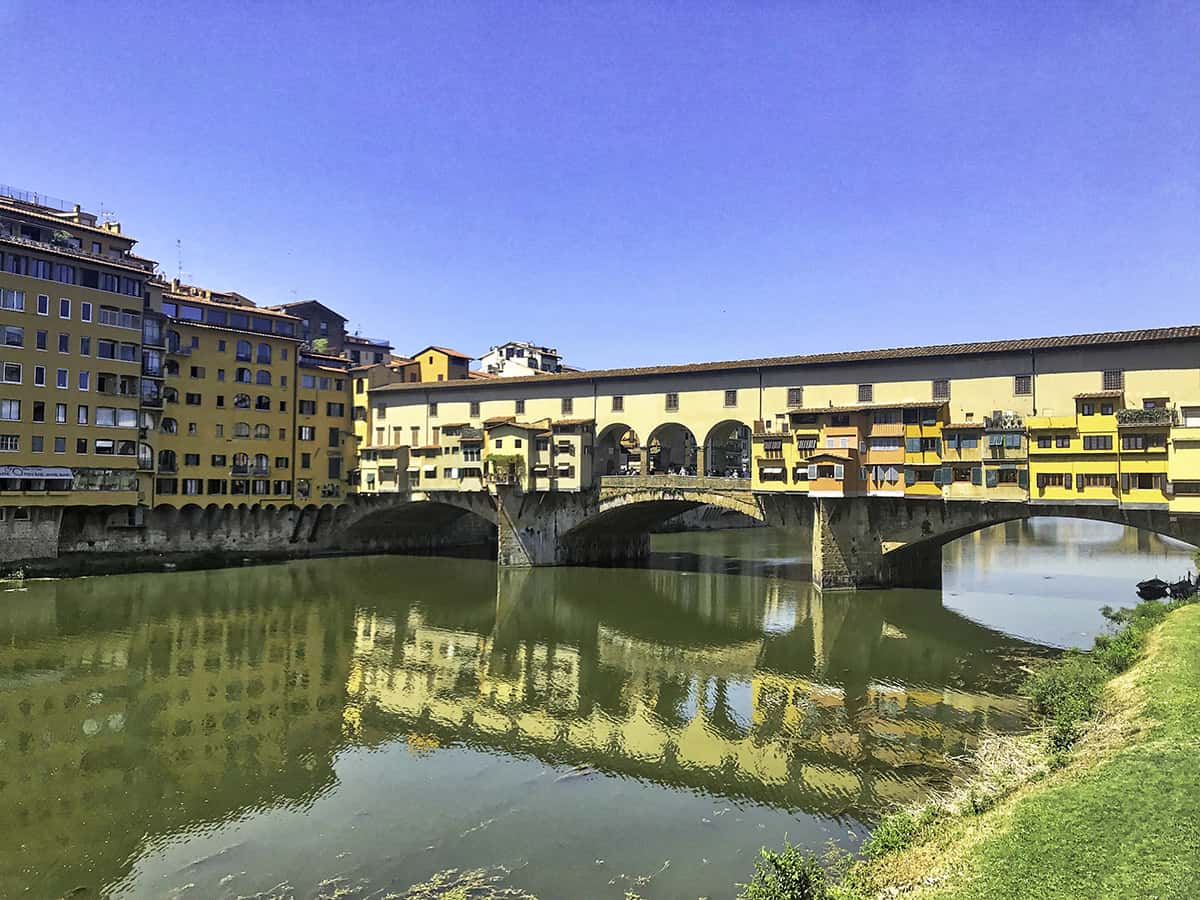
0,189,156,520
295,358,355,501
410,345,472,382
364,326,1200,518
151,284,302,506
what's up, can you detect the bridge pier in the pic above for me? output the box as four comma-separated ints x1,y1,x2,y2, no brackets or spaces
495,487,650,567
810,498,942,591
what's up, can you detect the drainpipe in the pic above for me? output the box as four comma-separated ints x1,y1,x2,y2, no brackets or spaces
1031,350,1038,416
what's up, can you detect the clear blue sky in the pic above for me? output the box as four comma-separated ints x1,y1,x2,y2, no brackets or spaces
6,1,1197,369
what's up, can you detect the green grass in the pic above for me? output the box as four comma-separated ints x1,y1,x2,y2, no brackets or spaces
937,603,1200,899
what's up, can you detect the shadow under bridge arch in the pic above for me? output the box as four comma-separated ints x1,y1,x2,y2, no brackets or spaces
326,493,498,556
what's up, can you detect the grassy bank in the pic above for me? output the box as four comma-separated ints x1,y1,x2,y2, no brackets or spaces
742,600,1200,900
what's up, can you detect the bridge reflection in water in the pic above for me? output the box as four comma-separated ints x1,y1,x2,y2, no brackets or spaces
343,561,1043,819
0,548,1053,896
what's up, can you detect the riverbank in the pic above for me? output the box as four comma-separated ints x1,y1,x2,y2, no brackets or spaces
821,601,1200,899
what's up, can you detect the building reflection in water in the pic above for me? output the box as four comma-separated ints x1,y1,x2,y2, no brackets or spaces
0,552,1044,896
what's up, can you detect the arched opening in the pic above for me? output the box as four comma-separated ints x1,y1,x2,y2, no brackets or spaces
647,423,697,475
595,423,642,475
702,420,751,478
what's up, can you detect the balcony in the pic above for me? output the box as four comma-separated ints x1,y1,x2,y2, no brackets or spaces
252,466,270,476
985,412,1024,432
97,308,142,330
232,465,250,476
1117,407,1176,427
0,230,157,273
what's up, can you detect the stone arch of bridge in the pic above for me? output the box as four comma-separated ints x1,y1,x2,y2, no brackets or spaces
324,492,499,553
562,484,764,545
814,497,1200,589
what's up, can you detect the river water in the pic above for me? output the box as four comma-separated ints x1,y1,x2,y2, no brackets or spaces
0,520,1191,899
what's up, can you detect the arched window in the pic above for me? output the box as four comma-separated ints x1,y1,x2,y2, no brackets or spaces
234,368,251,383
232,452,249,473
138,442,153,470
234,393,251,409
254,423,270,439
161,417,178,434
163,386,179,403
158,449,176,471
256,343,271,364
233,422,250,438
255,394,271,410
236,340,252,361
166,330,181,353
165,359,180,376
255,370,271,385
254,453,269,472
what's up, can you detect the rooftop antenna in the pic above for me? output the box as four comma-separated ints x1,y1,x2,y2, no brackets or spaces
98,202,116,225
176,239,183,280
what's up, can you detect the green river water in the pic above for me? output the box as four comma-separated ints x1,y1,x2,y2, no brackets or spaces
0,519,1191,898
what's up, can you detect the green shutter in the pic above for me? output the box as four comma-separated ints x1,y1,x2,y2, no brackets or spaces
986,469,999,488
971,466,983,485
905,468,917,486
1076,473,1085,491
905,437,920,453
1018,469,1029,489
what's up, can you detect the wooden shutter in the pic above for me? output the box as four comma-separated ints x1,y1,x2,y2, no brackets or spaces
833,464,844,480
986,469,999,488
1121,473,1131,493
1076,473,1084,491
905,437,921,453
1018,469,1029,489
905,468,917,486
971,466,983,485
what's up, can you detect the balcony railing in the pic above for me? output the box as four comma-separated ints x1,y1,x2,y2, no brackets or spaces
97,308,141,330
0,231,156,273
1117,407,1176,427
231,465,250,476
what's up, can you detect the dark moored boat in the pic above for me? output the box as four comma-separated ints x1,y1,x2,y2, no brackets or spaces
1169,577,1196,600
1137,577,1169,600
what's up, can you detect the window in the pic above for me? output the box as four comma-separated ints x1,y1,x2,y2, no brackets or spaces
1082,435,1112,450
858,384,873,403
328,457,342,479
0,434,18,451
665,392,679,412
190,365,205,378
161,417,178,433
58,297,70,319
30,435,42,452
1037,435,1051,448
275,456,289,468
1014,375,1032,396
786,387,803,407
326,402,345,417
96,407,116,426
185,393,201,405
55,403,66,423
32,401,44,422
77,405,88,424
329,427,340,447
36,330,46,350
80,301,92,322
58,333,69,353
0,288,24,311
562,398,573,415
470,401,481,417
253,423,270,439
36,294,48,315
1102,369,1124,391
299,399,316,415
233,422,250,438
217,369,225,382
78,370,89,391
54,436,65,453
724,389,737,407
1055,435,1071,448
611,395,623,412
256,395,271,411
79,336,90,356
299,426,315,441
1081,403,1094,416
2,324,22,347
256,343,271,364
1101,402,1114,415
932,379,950,400
0,399,19,420
429,402,437,416
234,393,251,409
1,362,19,384
236,340,252,361
56,368,68,388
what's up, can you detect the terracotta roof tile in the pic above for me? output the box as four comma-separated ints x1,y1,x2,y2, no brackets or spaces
374,326,1200,394
1074,391,1125,399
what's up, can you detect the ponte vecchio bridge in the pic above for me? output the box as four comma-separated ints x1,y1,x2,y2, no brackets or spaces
342,326,1200,588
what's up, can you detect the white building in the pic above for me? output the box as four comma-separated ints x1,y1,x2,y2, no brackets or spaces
478,340,567,377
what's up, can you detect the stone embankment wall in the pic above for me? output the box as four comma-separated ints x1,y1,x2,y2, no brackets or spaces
1,500,497,575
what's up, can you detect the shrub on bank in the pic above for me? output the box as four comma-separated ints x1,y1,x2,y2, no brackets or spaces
739,842,831,900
